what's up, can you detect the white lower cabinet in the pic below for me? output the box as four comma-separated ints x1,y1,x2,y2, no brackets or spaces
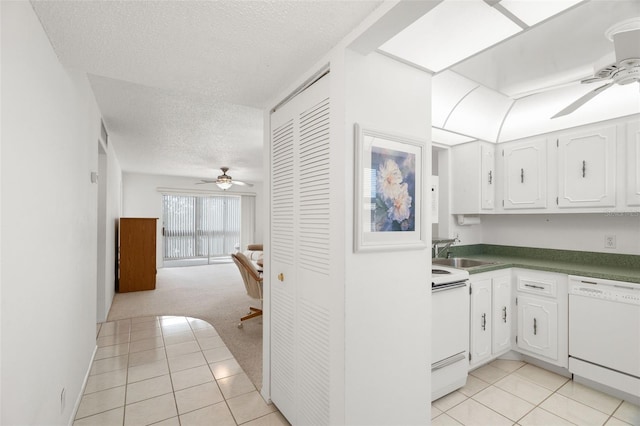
469,273,512,368
517,295,558,360
492,275,512,354
514,269,568,368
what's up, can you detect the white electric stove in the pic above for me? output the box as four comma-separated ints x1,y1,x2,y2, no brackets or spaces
431,265,470,401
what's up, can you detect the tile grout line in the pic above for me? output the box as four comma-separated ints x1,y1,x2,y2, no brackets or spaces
121,318,131,426
81,316,280,426
160,316,181,425
199,319,242,426
74,321,131,423
441,362,637,426
602,399,625,426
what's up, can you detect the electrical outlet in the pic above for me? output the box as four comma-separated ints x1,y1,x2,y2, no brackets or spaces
605,235,616,249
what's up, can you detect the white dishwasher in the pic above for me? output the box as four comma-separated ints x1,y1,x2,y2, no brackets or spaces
568,275,640,399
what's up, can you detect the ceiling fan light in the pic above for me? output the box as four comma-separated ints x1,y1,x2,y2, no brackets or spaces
216,180,233,190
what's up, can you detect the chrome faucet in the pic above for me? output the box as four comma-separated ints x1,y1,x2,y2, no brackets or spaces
433,237,459,258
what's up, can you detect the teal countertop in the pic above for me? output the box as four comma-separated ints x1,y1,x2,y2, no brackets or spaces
444,245,640,284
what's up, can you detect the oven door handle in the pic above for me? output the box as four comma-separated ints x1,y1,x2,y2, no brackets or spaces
432,281,468,293
432,351,466,371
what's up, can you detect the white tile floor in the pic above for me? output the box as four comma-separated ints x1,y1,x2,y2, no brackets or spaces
432,359,640,426
75,316,289,426
78,317,640,426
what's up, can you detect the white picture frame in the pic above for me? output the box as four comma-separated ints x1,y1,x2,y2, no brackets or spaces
354,124,427,252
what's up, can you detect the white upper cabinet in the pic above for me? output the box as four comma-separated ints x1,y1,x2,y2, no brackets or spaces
451,141,495,214
481,144,495,210
627,120,640,206
502,139,547,209
557,125,616,208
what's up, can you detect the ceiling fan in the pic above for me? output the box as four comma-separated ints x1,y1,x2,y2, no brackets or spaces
197,167,253,190
552,17,640,119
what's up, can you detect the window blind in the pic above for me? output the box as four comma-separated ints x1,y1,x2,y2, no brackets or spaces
162,194,242,259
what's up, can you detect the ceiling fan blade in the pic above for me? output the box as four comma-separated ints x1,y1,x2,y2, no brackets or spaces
196,180,216,184
580,76,610,85
232,180,254,187
551,81,615,119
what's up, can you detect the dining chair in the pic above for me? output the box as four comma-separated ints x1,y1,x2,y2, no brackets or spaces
231,252,263,328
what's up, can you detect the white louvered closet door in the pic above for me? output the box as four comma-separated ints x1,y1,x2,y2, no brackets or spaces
270,74,332,425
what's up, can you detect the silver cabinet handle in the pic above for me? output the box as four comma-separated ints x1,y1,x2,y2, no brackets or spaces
582,160,586,178
488,170,492,185
521,168,524,183
533,318,537,335
502,306,507,323
525,283,544,290
481,313,486,331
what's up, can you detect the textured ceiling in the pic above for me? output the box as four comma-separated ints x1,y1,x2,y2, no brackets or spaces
31,0,382,180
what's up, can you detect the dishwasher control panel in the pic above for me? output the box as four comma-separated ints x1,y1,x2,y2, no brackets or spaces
569,276,640,306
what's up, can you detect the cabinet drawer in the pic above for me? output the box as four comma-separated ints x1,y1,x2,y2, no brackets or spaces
517,276,557,298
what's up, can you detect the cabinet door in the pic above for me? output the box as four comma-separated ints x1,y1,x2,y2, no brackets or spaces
503,139,547,209
492,276,511,355
517,295,558,361
481,144,495,210
470,279,492,367
628,121,640,206
558,125,616,208
119,218,157,292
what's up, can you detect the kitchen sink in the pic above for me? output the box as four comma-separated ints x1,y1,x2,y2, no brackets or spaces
432,258,495,268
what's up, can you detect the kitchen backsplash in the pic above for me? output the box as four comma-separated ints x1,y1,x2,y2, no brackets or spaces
449,213,640,255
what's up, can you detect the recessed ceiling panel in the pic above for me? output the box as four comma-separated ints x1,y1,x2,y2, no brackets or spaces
500,0,583,27
432,71,479,127
379,0,521,72
452,1,640,97
445,86,514,142
499,83,640,142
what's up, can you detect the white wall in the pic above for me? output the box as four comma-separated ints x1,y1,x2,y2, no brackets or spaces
122,172,264,267
480,213,640,255
344,50,432,425
1,2,102,423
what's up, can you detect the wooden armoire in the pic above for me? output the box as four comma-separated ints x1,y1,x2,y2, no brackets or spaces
118,217,157,292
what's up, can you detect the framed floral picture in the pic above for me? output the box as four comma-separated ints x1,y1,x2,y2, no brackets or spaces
354,124,427,252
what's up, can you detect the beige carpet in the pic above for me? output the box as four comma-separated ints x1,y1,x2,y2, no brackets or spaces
107,262,263,389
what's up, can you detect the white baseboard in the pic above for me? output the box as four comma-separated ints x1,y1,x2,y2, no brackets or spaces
68,345,98,426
